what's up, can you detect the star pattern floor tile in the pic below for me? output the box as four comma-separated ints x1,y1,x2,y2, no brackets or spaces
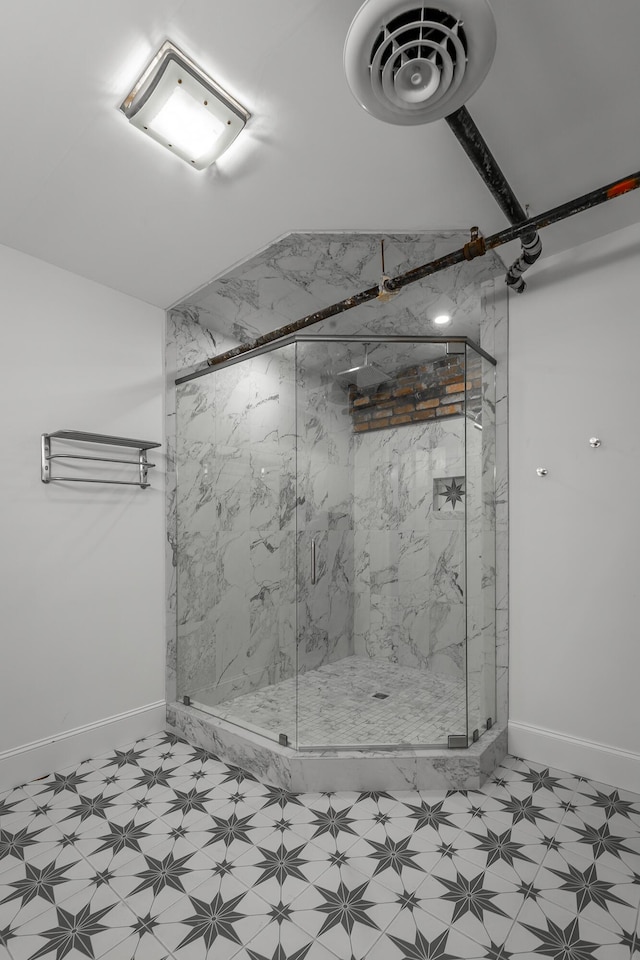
1,735,640,959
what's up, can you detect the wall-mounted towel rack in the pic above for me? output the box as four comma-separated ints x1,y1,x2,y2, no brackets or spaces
41,430,161,488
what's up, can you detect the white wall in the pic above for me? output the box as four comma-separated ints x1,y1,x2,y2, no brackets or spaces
0,244,166,789
508,221,640,792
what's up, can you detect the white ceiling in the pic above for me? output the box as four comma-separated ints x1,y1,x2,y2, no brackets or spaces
2,0,639,309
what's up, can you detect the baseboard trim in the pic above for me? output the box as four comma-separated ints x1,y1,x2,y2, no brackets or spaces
0,701,166,792
508,720,640,794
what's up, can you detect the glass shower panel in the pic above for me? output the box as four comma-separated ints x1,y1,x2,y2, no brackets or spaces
175,343,298,745
295,338,468,749
464,345,497,743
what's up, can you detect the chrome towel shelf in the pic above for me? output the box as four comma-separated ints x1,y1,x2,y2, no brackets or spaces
41,430,161,489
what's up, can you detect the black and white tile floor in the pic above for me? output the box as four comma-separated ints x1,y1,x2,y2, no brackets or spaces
1,732,640,959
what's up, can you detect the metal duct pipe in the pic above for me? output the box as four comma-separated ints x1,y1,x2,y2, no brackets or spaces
199,169,640,371
445,105,542,292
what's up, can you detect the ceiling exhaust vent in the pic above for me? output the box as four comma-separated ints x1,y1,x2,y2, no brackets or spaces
344,0,496,125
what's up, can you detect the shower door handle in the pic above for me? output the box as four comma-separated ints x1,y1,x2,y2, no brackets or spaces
311,538,317,585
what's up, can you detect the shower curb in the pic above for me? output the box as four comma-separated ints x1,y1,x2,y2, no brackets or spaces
167,702,507,792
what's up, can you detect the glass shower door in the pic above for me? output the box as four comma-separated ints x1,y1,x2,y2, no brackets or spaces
465,344,497,744
175,343,298,746
295,337,468,749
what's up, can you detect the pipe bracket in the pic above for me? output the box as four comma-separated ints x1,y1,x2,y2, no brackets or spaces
463,227,486,261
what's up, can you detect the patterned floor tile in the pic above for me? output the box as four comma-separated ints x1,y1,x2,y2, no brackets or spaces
532,854,640,936
98,930,171,959
173,808,279,869
106,836,228,921
286,801,382,855
367,904,495,959
4,736,640,960
343,823,447,894
288,862,400,960
415,853,524,951
229,830,333,907
148,873,272,959
0,815,68,882
5,882,138,960
504,894,632,959
234,918,339,960
452,815,549,886
0,845,98,934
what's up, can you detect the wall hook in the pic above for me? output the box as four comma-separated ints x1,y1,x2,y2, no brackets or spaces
589,437,601,448
536,468,548,477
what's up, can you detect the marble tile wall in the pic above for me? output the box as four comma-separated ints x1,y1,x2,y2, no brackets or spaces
175,345,298,710
352,418,466,679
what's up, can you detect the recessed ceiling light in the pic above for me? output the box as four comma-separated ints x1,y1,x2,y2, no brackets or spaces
433,314,451,325
120,41,250,169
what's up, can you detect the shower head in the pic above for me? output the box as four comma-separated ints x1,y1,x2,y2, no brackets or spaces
335,344,391,390
335,362,391,390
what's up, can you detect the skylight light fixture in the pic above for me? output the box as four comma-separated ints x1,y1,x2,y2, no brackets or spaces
120,41,250,169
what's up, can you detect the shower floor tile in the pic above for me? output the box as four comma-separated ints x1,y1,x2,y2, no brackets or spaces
3,734,640,960
190,656,481,747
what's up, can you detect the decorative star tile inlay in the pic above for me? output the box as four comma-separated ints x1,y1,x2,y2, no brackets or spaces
253,841,310,885
0,825,47,862
0,796,20,818
519,767,564,794
219,765,258,786
314,879,379,935
91,869,114,888
177,891,246,951
132,911,158,935
547,861,632,912
468,826,536,869
29,902,114,960
366,836,421,877
388,927,457,960
404,799,457,833
434,476,465,511
162,787,214,817
93,818,154,856
268,900,293,925
259,785,304,810
308,805,358,840
397,889,422,911
0,859,79,907
130,850,195,897
585,788,640,821
436,869,509,924
570,822,635,861
60,792,116,824
132,767,180,792
36,771,90,797
104,747,146,770
204,812,257,848
495,795,554,827
521,916,603,959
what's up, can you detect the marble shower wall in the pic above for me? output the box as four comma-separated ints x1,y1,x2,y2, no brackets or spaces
175,345,298,710
352,418,466,678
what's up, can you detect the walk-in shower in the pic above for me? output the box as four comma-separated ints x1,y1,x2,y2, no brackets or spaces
173,333,496,758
